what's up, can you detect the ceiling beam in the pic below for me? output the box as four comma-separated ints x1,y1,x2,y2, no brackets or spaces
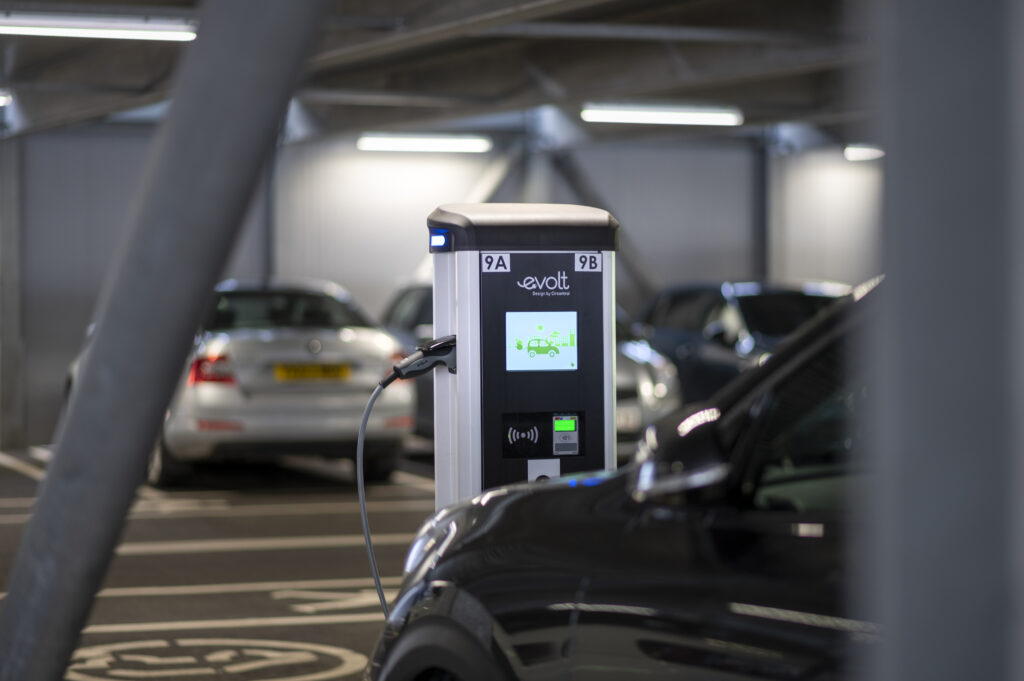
309,0,624,72
309,36,860,132
297,88,477,108
474,21,812,44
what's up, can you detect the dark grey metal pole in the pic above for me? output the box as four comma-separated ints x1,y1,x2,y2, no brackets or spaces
0,2,329,679
862,0,1015,680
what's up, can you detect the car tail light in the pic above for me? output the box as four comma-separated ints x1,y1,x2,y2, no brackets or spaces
197,419,243,431
188,355,236,385
386,415,414,429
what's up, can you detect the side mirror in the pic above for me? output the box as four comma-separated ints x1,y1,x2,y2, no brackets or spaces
629,406,730,504
702,320,728,345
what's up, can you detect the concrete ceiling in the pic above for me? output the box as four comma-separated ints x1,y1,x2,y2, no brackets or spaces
0,0,866,143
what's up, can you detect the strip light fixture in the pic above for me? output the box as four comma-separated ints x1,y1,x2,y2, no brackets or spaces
843,144,885,161
356,133,493,153
581,102,744,127
0,13,197,41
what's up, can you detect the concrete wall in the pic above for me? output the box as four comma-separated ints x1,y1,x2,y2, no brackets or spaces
271,134,760,318
273,135,497,319
554,138,758,313
768,147,883,286
20,124,265,444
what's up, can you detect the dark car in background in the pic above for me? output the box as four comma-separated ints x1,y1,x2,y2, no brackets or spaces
637,281,849,403
382,283,681,461
366,279,878,681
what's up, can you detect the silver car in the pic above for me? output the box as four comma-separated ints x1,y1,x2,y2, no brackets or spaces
67,277,415,486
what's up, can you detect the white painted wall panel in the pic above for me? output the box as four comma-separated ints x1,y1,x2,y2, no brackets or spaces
769,148,882,286
274,136,496,318
567,139,757,287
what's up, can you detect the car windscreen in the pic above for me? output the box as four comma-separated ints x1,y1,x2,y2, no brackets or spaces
205,291,372,330
737,293,836,338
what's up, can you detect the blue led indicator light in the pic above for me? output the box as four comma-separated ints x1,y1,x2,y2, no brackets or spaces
430,234,446,247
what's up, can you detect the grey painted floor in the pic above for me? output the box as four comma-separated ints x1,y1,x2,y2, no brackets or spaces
0,449,437,680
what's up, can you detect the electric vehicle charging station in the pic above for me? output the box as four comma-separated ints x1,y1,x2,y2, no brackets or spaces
427,203,619,509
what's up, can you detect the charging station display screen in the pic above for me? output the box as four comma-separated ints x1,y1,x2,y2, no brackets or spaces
505,311,578,372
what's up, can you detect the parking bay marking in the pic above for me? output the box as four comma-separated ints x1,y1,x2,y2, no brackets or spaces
2,576,403,601
0,450,45,481
0,499,436,526
273,588,398,613
115,533,417,556
82,612,385,635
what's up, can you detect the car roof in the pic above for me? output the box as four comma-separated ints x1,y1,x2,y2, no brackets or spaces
654,280,851,299
214,276,354,301
709,277,878,411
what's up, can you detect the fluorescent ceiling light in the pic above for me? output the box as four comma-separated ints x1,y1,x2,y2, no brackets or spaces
0,13,196,41
0,90,10,107
844,144,885,161
580,103,744,126
356,133,493,153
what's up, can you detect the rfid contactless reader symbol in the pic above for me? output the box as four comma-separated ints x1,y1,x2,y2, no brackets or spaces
508,425,540,445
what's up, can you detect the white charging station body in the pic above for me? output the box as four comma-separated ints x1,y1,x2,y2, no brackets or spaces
428,203,619,510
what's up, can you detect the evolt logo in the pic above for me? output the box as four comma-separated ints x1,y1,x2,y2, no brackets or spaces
516,271,571,297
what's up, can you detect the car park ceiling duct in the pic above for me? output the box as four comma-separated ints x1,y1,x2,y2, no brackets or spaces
0,12,196,41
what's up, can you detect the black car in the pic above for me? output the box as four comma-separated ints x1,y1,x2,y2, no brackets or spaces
366,280,877,681
638,281,848,403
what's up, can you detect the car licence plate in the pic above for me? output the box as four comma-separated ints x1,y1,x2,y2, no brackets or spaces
274,364,352,381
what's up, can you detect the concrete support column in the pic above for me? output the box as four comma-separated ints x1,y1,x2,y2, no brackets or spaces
864,1,1019,680
0,139,25,449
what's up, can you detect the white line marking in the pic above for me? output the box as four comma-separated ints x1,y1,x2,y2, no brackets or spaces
1,577,403,601
128,499,436,519
0,498,436,526
0,450,45,481
28,446,52,463
115,533,416,555
0,498,34,509
99,576,403,598
391,470,436,493
82,612,384,634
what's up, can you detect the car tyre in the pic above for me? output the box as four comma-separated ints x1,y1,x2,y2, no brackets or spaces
548,350,556,357
147,439,191,488
528,351,536,358
361,443,399,483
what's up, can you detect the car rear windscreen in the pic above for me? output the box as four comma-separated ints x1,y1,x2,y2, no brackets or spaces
206,291,372,330
737,293,836,338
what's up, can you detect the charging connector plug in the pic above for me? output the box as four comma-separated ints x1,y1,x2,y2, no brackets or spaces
381,334,456,388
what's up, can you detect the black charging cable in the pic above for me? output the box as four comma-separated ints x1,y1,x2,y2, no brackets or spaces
357,335,456,617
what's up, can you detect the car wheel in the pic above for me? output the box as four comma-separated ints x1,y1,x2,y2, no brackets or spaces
548,350,556,357
147,440,191,488
529,351,536,358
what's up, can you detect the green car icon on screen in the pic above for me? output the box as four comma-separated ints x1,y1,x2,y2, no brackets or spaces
527,338,559,358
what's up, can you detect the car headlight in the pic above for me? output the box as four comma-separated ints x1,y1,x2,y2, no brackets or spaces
403,505,467,578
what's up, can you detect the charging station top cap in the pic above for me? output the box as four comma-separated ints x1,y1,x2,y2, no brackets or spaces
428,203,618,253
